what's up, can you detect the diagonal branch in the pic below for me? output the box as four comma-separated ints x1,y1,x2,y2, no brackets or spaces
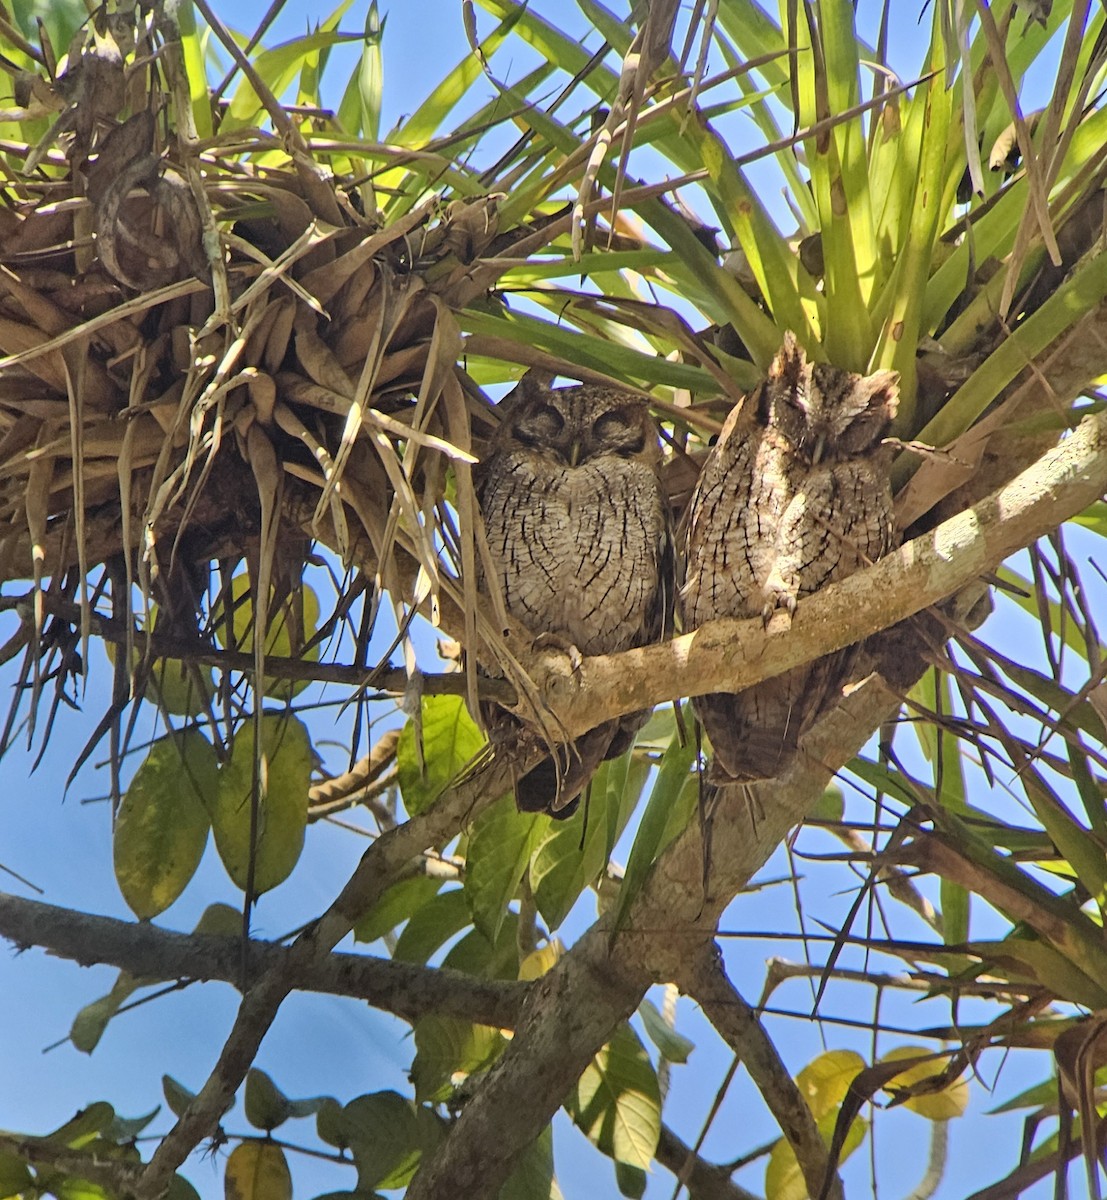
0,892,527,1029
677,943,840,1200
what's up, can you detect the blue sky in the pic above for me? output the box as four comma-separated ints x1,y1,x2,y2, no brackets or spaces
0,3,1092,1199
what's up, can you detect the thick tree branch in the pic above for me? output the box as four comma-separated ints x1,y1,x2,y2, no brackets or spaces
0,892,526,1029
654,1123,760,1200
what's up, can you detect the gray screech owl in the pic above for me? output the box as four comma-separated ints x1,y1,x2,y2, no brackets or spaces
681,332,900,782
478,375,674,814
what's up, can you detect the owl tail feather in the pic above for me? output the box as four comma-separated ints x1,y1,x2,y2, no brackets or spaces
514,710,650,818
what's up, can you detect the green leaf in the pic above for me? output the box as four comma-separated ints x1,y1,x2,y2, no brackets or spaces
106,1106,160,1140
396,696,487,816
638,999,694,1065
209,715,311,894
214,577,322,700
70,972,142,1054
614,1161,647,1199
44,1103,116,1148
244,1069,292,1132
531,750,649,931
339,1092,442,1190
113,731,216,918
465,796,546,943
610,725,698,938
224,1140,292,1200
223,30,358,131
499,1125,559,1200
411,1017,506,1104
357,3,383,142
392,887,472,965
881,1047,969,1120
354,874,444,943
0,1152,33,1195
566,1023,661,1173
796,1050,865,1120
162,1076,196,1118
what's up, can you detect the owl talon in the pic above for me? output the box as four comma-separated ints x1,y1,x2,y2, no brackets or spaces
533,632,584,674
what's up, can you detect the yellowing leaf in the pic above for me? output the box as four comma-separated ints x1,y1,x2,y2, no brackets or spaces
214,576,321,699
519,940,562,981
397,696,486,815
224,1140,291,1200
114,731,216,918
796,1049,865,1120
881,1045,970,1120
765,1111,867,1200
210,715,311,894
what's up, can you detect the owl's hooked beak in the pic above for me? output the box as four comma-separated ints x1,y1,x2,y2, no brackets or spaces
810,432,827,465
568,438,583,467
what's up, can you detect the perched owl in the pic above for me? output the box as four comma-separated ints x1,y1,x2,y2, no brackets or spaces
681,332,900,782
478,375,674,814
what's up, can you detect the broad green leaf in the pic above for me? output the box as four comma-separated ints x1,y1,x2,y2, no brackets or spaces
411,1017,506,1104
392,887,471,965
465,796,546,943
615,1161,646,1199
499,1125,560,1200
162,1076,196,1118
442,909,522,981
244,1069,292,1132
0,1153,32,1194
44,1103,115,1148
531,750,649,931
209,715,311,894
224,1140,291,1200
638,999,694,1065
354,874,444,943
106,1107,159,1141
338,1092,438,1191
610,726,697,938
396,696,487,816
566,1023,661,1173
194,903,243,937
114,730,216,918
519,939,561,981
214,577,322,700
70,972,142,1054
880,1046,970,1120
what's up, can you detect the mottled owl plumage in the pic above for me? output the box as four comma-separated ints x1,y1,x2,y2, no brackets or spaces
478,375,673,813
681,333,900,782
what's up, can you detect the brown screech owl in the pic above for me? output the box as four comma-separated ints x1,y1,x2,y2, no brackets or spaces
681,332,900,782
478,375,674,814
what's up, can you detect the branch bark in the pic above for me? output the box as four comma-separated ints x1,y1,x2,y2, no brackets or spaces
0,892,526,1029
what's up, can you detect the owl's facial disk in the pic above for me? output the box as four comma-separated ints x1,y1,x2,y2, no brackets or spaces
510,395,648,466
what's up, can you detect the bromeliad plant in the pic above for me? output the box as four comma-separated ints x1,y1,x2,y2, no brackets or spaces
1,1,1107,1198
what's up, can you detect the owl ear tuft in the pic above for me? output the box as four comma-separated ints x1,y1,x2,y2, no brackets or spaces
769,330,806,378
861,369,900,422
